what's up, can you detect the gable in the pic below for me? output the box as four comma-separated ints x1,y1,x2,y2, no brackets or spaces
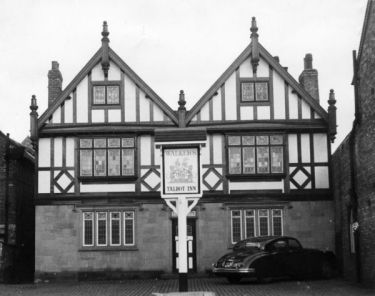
38,48,178,129
186,42,328,125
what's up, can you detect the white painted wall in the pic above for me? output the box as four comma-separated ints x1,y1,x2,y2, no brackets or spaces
273,71,286,119
140,136,151,166
301,100,311,119
52,107,61,124
39,138,51,167
139,91,150,122
239,58,252,77
66,138,75,167
257,106,270,120
300,134,311,163
240,106,253,120
212,88,222,121
212,134,223,164
80,183,136,193
38,171,50,193
108,109,121,122
153,104,164,121
54,137,63,167
108,61,121,81
76,76,89,123
288,134,298,163
257,57,269,77
224,72,237,120
92,110,105,123
91,63,104,81
229,180,284,191
315,166,329,188
64,95,73,123
313,134,328,162
200,100,210,121
289,89,299,119
124,75,136,122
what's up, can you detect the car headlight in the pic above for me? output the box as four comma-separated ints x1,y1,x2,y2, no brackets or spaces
233,262,244,268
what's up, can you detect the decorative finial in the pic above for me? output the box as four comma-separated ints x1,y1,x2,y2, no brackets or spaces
178,90,186,110
250,17,260,75
30,95,39,147
328,89,337,143
30,95,38,112
101,21,110,78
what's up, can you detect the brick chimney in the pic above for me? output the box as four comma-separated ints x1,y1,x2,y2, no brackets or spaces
299,54,319,102
48,61,63,107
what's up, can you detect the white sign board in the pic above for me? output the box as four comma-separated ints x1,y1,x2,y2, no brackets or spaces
162,147,201,197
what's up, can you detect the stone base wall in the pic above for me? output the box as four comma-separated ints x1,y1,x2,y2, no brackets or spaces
35,200,334,280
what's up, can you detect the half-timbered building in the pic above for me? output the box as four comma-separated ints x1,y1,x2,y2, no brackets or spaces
31,19,337,280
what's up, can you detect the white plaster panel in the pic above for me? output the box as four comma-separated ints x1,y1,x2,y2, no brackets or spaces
76,76,89,123
288,134,298,163
315,166,329,188
155,147,161,166
38,138,51,167
273,72,286,119
289,89,299,119
229,180,284,191
213,134,223,165
212,88,222,121
38,171,50,193
54,137,63,167
141,184,150,192
224,72,237,120
239,58,252,78
257,106,270,120
313,134,328,162
139,91,150,122
304,166,312,189
191,115,198,122
52,107,61,124
153,104,164,121
201,168,209,191
108,109,121,123
301,100,311,119
140,136,151,166
201,143,209,166
240,106,253,120
66,138,75,167
257,57,269,78
314,112,321,119
124,75,136,122
108,61,121,81
200,101,210,121
80,183,136,193
301,134,311,163
92,109,105,123
64,95,73,123
91,63,104,81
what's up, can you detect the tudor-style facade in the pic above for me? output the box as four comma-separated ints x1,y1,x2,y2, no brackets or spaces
31,20,336,280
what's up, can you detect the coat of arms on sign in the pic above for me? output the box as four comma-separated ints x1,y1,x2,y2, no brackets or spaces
169,158,193,183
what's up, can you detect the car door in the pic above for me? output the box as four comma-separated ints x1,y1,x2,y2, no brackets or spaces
263,239,289,277
284,238,307,278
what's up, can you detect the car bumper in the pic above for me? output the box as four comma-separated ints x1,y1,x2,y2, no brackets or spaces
212,267,256,276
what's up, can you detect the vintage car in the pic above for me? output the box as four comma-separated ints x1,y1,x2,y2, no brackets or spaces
212,236,336,284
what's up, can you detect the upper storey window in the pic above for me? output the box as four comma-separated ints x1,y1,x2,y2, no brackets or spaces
79,136,136,180
227,134,284,178
240,80,269,103
92,83,120,105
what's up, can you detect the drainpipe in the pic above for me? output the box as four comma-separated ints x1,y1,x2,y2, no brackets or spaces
4,133,10,245
350,50,361,283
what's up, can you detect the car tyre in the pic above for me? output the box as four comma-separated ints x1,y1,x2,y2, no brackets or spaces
226,276,241,284
320,261,334,279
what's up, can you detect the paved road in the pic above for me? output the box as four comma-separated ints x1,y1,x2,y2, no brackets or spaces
0,278,374,296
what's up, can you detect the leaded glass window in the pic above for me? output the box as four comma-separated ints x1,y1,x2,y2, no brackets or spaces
97,212,107,246
79,137,136,178
83,212,94,246
241,81,269,102
124,211,134,245
93,84,120,105
110,212,121,246
227,134,284,176
231,210,242,243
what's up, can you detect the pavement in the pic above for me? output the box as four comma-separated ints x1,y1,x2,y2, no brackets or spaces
0,277,374,296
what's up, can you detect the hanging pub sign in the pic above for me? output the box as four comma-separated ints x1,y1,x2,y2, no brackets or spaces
162,146,201,197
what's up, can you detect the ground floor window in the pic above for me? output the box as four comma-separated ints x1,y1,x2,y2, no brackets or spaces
231,208,283,244
82,210,135,248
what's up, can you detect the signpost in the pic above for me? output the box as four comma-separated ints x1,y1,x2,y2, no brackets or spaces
157,137,205,292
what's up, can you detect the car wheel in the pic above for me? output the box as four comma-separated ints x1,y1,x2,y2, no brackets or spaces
320,261,334,279
226,276,241,284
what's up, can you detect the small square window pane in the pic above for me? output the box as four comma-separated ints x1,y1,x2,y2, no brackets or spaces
80,150,92,176
108,149,121,176
243,147,255,174
241,82,254,101
228,136,241,146
232,210,241,217
111,212,120,219
94,139,106,148
84,212,93,220
122,138,135,147
108,138,120,148
256,136,269,145
94,149,107,176
80,139,92,148
107,86,120,104
228,147,241,174
122,149,134,175
93,86,106,104
245,210,255,216
255,82,268,101
98,212,107,219
242,136,255,145
270,135,283,145
259,209,268,216
257,147,269,173
271,146,284,173
273,209,282,217
125,211,134,219
84,219,93,246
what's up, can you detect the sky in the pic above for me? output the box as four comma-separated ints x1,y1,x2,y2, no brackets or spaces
0,0,367,150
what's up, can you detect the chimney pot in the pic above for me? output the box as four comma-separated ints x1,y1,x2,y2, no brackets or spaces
299,53,319,102
48,61,63,107
304,53,313,70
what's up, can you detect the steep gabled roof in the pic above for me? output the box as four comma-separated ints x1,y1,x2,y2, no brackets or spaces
38,24,178,129
186,41,329,124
